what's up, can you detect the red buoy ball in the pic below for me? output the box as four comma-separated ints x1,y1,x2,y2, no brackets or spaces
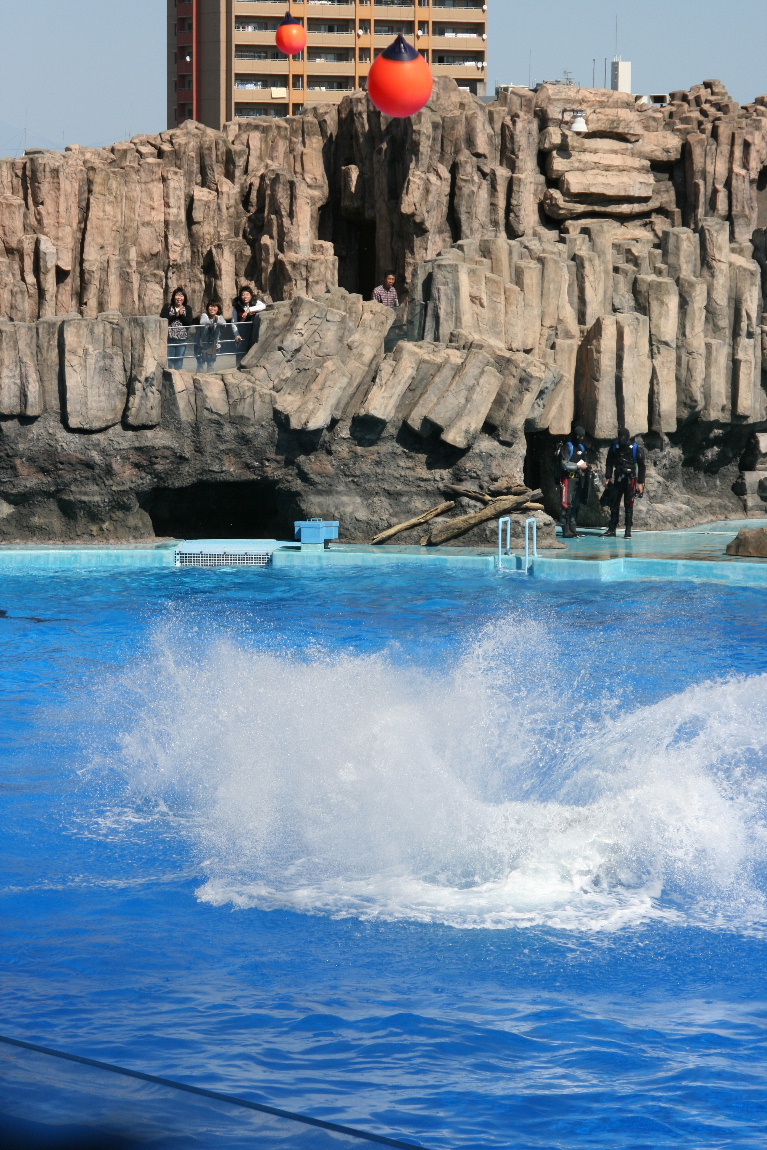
367,34,433,118
275,12,306,56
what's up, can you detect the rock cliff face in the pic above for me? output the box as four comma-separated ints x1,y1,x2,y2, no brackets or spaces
0,77,765,542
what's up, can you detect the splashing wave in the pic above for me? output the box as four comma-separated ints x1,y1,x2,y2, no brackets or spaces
103,617,767,932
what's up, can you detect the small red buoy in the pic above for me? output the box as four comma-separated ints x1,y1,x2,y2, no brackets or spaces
367,34,433,118
275,11,307,56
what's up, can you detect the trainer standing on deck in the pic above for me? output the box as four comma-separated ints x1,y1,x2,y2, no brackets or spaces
373,273,399,308
557,424,590,539
603,429,646,539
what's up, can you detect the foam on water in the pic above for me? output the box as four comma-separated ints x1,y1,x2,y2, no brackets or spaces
103,614,767,932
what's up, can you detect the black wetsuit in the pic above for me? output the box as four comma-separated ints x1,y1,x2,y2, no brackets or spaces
605,440,647,534
558,437,589,537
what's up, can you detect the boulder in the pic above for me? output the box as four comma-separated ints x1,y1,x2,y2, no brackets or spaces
726,526,767,557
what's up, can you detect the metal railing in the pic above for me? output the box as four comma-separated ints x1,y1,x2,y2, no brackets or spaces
524,516,538,570
497,515,538,574
166,320,255,373
498,515,512,567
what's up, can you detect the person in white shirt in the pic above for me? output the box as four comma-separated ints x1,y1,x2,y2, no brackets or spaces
233,285,267,352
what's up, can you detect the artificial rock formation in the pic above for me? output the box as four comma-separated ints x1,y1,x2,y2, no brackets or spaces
0,76,766,541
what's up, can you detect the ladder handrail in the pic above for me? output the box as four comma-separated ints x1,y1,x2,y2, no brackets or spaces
498,516,511,565
524,516,538,570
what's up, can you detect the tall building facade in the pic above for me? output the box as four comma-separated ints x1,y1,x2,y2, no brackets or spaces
168,0,488,129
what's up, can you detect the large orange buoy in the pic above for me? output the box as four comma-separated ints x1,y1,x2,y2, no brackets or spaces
367,34,433,118
275,11,307,56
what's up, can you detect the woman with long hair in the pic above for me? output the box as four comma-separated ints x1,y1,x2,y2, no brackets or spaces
232,284,266,352
160,288,194,370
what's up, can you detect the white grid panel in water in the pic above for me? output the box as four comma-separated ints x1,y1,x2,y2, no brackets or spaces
175,551,271,567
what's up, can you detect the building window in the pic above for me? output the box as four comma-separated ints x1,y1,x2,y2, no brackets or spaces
358,48,370,62
434,52,484,64
235,47,282,60
235,103,290,118
374,22,415,35
308,48,353,62
235,20,281,32
307,76,354,90
307,19,354,33
234,75,271,89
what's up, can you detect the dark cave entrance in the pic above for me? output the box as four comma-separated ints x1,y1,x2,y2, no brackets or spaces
340,218,379,301
354,220,378,302
140,480,295,539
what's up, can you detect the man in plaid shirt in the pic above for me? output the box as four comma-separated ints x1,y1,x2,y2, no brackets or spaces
373,272,399,308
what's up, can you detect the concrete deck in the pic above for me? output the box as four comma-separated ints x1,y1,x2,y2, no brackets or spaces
0,520,764,587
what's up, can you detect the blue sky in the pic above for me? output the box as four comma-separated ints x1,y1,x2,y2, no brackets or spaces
0,0,764,158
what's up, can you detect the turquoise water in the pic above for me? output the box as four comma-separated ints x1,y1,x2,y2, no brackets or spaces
2,565,767,1147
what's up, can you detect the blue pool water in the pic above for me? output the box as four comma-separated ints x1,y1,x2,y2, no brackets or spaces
2,563,767,1148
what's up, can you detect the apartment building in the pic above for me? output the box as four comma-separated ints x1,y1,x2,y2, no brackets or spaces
168,0,488,128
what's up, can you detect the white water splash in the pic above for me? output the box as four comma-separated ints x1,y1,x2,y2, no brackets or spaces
104,619,767,932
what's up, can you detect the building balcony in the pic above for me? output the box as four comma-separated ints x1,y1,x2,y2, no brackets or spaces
234,21,283,33
432,61,485,72
235,103,291,119
307,75,356,89
303,31,357,47
303,89,356,105
235,74,293,90
304,59,356,72
307,47,356,61
306,1,357,10
306,19,355,32
373,20,415,33
235,46,285,61
431,24,485,35
234,59,295,74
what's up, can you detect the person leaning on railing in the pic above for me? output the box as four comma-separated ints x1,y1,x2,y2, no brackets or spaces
161,288,195,369
194,299,241,373
233,284,267,352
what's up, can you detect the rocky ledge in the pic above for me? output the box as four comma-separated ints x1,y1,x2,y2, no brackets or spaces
0,77,765,542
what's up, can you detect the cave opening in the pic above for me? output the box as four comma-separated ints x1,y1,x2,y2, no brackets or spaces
140,480,295,540
354,220,378,302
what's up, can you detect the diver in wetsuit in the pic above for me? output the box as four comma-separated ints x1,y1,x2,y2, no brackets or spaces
557,425,590,538
603,429,646,539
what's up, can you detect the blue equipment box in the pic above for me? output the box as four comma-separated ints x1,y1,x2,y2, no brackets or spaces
294,519,339,544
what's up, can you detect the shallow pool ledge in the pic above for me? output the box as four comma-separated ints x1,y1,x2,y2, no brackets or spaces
526,554,767,587
0,542,178,568
0,530,767,587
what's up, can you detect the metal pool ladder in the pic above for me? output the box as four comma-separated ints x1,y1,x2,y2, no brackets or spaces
497,516,538,573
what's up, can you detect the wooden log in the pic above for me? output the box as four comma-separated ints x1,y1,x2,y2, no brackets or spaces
441,485,493,504
488,481,531,497
371,501,456,545
422,490,543,546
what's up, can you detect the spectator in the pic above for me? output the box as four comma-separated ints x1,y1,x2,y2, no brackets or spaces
373,272,399,308
194,300,240,373
160,288,194,370
233,284,267,352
